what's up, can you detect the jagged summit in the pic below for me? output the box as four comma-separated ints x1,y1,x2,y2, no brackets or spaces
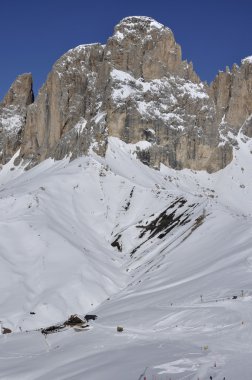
0,73,34,164
2,73,34,107
112,16,173,50
114,16,166,34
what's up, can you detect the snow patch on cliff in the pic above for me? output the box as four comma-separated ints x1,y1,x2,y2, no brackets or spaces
241,56,252,64
110,69,209,129
0,108,24,134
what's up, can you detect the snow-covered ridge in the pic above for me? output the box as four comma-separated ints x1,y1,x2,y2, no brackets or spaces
54,43,104,76
35,43,102,81
66,43,104,55
241,55,252,64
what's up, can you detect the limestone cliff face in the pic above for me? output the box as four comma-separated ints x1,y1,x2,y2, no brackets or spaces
0,73,33,165
211,58,252,138
1,16,252,172
21,44,106,163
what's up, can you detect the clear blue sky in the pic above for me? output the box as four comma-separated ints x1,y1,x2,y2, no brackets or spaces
1,0,251,100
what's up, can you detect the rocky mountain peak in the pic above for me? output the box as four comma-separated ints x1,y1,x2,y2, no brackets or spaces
113,16,167,37
107,15,182,81
2,73,34,108
0,17,252,172
210,56,252,136
0,73,34,164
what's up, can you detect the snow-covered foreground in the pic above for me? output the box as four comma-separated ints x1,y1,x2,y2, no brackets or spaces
0,136,252,379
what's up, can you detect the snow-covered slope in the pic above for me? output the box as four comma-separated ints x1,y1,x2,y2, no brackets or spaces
0,135,252,379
